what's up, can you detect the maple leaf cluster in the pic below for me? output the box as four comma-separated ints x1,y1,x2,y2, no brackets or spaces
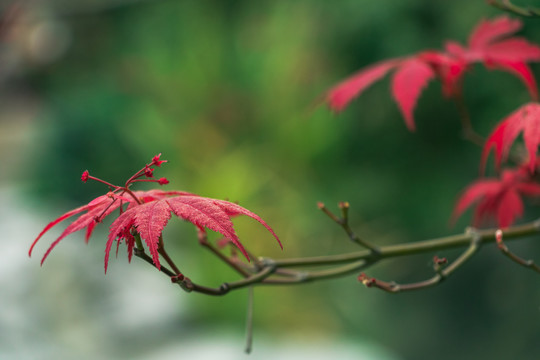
327,16,540,131
452,165,540,228
325,16,540,228
455,102,540,227
29,154,281,273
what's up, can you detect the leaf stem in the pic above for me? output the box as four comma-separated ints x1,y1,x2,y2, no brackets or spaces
452,88,484,146
245,287,254,354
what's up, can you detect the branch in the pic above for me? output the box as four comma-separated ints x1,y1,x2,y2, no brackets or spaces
358,230,483,293
272,219,540,269
318,202,380,253
136,217,540,296
487,0,540,17
197,229,251,277
496,229,540,274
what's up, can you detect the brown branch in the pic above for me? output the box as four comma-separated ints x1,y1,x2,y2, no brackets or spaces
133,217,540,296
197,230,251,277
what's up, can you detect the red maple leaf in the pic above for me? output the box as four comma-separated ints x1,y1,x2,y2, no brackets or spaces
29,155,281,273
481,102,540,173
326,16,540,131
106,193,281,272
452,167,540,228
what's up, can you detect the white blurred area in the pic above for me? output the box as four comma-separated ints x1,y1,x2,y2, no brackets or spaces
0,188,400,359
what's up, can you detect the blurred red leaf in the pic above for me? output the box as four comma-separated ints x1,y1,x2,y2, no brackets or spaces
482,102,540,173
452,168,540,228
326,16,540,130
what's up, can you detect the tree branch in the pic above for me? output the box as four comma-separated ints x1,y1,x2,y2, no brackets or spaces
134,216,540,296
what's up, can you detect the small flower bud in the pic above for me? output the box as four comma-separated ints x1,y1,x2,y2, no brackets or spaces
81,170,89,183
433,256,447,265
144,165,154,178
158,177,169,185
358,273,375,287
152,153,167,167
338,201,350,209
495,229,503,245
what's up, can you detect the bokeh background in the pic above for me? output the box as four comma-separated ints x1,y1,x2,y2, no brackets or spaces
2,0,540,359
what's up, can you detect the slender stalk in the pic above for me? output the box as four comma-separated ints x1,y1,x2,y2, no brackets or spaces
496,229,540,274
357,233,482,293
224,266,276,291
319,202,379,253
158,236,183,277
245,287,254,354
133,247,175,277
198,230,251,277
122,188,142,205
263,259,371,285
452,89,484,146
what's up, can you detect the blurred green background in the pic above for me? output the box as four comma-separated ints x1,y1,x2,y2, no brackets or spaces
2,0,540,359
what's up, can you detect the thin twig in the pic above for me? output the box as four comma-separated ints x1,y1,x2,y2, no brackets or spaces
245,287,254,354
181,264,276,296
452,89,484,147
359,230,483,293
158,236,184,279
318,202,380,253
133,247,175,277
496,229,540,274
197,230,251,277
262,259,372,285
